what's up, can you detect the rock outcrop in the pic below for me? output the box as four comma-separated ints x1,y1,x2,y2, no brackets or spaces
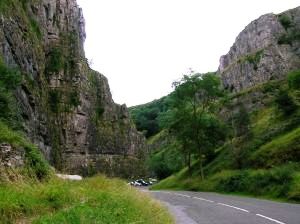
218,7,300,92
0,0,146,177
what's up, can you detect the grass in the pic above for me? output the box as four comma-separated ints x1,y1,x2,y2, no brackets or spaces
0,121,50,181
251,126,300,167
0,176,174,224
151,165,300,202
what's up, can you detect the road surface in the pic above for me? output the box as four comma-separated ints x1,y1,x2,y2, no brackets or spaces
149,190,300,224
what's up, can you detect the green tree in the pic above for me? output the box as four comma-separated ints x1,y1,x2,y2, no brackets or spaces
168,72,225,179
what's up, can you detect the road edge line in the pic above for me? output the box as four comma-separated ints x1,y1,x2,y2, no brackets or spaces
193,197,214,203
256,214,286,224
217,203,249,213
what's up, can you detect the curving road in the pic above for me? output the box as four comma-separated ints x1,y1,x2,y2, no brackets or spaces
148,190,300,224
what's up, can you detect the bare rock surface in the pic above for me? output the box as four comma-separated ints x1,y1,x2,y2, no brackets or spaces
218,7,300,92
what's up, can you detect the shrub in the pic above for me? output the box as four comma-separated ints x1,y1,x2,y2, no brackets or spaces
279,14,292,30
148,144,184,179
24,145,50,180
0,63,22,127
244,50,263,70
48,90,60,113
278,30,300,45
46,48,64,74
30,18,42,40
274,89,297,116
69,90,80,107
288,70,300,90
0,121,50,180
217,171,249,192
0,63,22,90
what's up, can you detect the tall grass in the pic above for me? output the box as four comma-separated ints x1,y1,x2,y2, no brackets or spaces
0,176,173,224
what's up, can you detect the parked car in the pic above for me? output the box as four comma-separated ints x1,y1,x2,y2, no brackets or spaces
148,178,157,184
136,179,149,186
128,178,157,187
128,180,143,186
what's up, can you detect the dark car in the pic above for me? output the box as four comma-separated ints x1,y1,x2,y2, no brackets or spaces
136,179,149,186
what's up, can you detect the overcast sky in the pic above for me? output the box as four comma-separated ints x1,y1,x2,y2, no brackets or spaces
77,0,299,107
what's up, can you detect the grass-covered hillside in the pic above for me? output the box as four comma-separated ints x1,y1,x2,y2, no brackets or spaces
148,70,300,202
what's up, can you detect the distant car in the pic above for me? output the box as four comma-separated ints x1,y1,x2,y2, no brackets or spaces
135,179,149,186
149,178,157,183
134,181,142,186
128,181,142,186
128,179,154,187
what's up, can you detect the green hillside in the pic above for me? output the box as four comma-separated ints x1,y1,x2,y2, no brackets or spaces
148,70,300,202
129,96,170,138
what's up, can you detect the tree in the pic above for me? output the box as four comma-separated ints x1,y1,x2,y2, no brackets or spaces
168,72,225,179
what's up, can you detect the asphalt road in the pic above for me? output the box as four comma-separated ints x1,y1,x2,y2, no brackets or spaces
148,190,300,224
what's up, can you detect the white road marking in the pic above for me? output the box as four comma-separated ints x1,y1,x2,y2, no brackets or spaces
174,193,191,198
256,214,286,224
217,203,249,213
193,196,215,203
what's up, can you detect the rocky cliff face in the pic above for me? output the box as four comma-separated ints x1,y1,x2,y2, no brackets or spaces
0,0,146,177
218,7,300,92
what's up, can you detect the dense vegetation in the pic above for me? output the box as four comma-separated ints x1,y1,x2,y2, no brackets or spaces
0,61,22,129
145,69,300,201
0,176,173,224
129,96,170,138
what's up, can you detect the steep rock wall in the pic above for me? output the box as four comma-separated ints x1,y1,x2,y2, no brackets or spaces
218,7,300,92
0,0,146,177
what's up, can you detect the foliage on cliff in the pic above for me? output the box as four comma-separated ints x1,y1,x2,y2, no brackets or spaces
0,121,50,181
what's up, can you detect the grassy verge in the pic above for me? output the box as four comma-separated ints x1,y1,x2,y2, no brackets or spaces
151,164,300,203
0,175,173,224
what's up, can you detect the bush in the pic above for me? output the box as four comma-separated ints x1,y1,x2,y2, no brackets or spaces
274,89,297,116
48,90,60,113
244,50,263,70
278,31,300,45
148,144,184,179
69,90,80,107
279,14,292,30
0,63,22,127
0,63,22,90
217,171,249,192
24,145,50,180
0,121,50,180
46,48,64,74
29,18,42,40
288,70,300,90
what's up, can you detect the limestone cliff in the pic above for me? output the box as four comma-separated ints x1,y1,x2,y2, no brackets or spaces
218,7,300,92
0,0,146,178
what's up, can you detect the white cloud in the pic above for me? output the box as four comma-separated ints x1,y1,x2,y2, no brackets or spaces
77,0,299,106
